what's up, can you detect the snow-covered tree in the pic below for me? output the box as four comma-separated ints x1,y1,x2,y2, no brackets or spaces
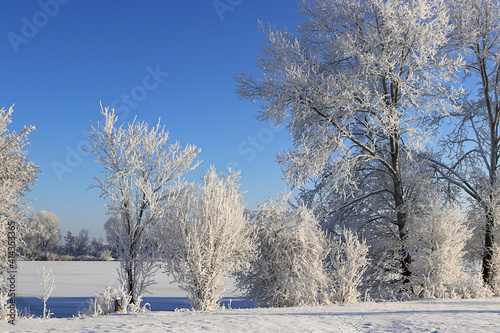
327,228,369,304
236,193,329,307
23,211,61,258
235,0,463,283
426,0,500,287
0,105,38,271
88,106,200,304
161,167,252,311
405,197,472,298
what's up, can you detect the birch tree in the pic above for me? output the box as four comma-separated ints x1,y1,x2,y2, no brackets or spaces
428,0,500,286
88,106,200,304
235,0,463,282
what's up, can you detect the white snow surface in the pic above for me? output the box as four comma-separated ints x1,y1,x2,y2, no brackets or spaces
6,261,500,332
16,261,196,298
3,298,500,332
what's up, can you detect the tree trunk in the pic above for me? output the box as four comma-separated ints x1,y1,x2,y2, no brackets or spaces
390,134,411,282
127,261,136,304
482,206,495,285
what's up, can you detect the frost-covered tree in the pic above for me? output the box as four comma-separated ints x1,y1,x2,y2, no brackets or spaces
88,106,200,304
0,105,38,271
236,193,329,307
426,0,500,286
23,211,61,258
405,197,472,298
161,167,252,311
236,0,463,282
327,228,369,304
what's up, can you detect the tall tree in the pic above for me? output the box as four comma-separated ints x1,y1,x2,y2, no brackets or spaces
429,0,500,286
236,0,462,282
0,105,38,271
88,106,200,303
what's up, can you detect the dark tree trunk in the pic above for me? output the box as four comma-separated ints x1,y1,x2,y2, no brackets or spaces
390,134,411,282
482,206,495,285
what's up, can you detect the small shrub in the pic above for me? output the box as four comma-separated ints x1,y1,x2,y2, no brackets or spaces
81,285,150,316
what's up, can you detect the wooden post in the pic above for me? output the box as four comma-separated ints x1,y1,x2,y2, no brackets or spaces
114,298,122,312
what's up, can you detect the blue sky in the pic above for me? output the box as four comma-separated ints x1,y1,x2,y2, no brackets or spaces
1,0,302,238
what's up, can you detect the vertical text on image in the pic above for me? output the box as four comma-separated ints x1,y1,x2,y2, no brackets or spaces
6,220,17,325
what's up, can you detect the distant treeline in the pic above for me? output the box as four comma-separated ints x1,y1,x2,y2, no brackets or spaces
19,210,115,261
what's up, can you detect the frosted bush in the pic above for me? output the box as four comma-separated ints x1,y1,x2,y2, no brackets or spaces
491,244,500,296
235,193,329,308
326,228,369,303
82,285,150,316
406,198,472,298
0,286,12,321
100,249,113,261
454,273,493,299
161,167,253,311
82,286,117,316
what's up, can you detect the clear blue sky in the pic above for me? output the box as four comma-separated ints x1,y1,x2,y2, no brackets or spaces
1,0,302,239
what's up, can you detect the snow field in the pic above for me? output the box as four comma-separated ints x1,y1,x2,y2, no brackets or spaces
3,297,500,332
7,261,500,332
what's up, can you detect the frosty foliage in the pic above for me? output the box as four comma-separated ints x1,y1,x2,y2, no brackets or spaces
82,285,150,316
326,228,369,304
491,244,500,295
236,0,463,287
22,211,61,258
235,193,329,308
88,106,200,304
236,0,462,193
405,198,472,298
160,167,252,311
0,106,38,271
431,0,500,285
0,288,9,321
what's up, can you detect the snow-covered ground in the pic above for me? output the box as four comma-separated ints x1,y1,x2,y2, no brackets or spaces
3,297,500,332
5,261,500,332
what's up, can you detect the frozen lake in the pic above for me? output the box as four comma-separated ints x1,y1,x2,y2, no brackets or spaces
15,261,247,318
